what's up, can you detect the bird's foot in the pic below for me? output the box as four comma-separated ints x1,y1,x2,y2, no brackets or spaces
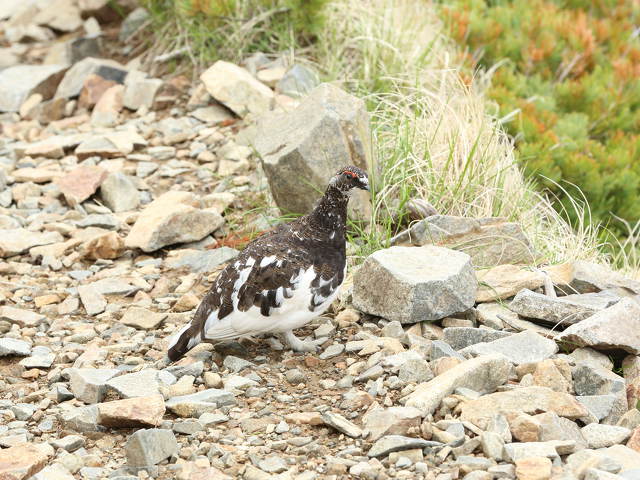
283,331,323,353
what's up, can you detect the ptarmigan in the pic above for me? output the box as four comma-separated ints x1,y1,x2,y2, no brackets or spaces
167,165,369,361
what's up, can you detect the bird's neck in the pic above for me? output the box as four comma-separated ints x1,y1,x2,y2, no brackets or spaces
303,186,349,239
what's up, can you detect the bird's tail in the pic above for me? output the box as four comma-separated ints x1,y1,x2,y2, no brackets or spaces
167,323,202,362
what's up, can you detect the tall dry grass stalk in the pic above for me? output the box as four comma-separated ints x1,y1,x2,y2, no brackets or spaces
314,0,608,267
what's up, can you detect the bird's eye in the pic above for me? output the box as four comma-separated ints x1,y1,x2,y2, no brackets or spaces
343,171,357,179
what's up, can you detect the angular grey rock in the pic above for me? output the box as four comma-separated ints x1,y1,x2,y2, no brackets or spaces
51,435,85,452
254,83,371,218
123,78,162,111
99,172,139,213
545,260,640,295
398,359,434,384
480,432,505,461
570,347,615,370
557,299,640,355
367,435,442,458
430,340,464,360
77,285,107,316
106,369,167,398
165,247,239,273
119,7,150,41
200,61,273,117
535,412,588,451
321,412,362,438
404,354,511,415
573,363,627,424
276,64,319,98
581,424,631,449
353,245,477,324
459,386,588,429
125,429,178,467
258,456,288,474
462,330,558,365
443,327,512,350
0,228,63,257
0,64,67,112
0,338,31,356
509,289,609,327
55,57,128,99
222,355,255,373
125,191,224,252
390,215,536,267
503,442,559,462
68,368,119,403
165,389,236,417
320,344,345,360
59,405,100,432
19,345,55,368
362,407,422,441
577,395,618,423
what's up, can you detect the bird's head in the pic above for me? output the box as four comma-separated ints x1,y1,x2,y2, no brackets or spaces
328,165,369,194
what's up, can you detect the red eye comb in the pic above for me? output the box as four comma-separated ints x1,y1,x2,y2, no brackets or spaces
343,170,357,178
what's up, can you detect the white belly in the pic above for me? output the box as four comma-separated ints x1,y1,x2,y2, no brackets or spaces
203,266,341,340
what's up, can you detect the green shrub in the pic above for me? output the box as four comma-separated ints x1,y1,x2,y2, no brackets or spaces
440,0,640,237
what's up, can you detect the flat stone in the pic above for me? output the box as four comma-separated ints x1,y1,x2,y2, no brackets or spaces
390,216,536,267
81,231,125,260
443,327,512,350
120,306,167,330
19,346,55,368
404,354,511,415
164,247,239,273
0,338,31,356
165,389,236,417
459,386,588,429
59,405,100,432
0,443,51,480
557,299,640,354
509,289,609,327
0,229,63,257
77,285,107,316
0,306,45,327
581,424,631,449
74,136,122,160
545,261,640,296
190,105,234,124
258,456,288,474
68,368,119,403
362,407,422,441
97,395,165,428
31,464,75,480
200,61,273,117
50,435,85,452
119,7,150,41
570,347,614,370
0,64,67,112
125,191,224,252
320,344,345,360
125,428,178,467
123,78,162,110
99,172,139,213
222,355,255,373
463,331,558,365
535,411,588,450
106,369,167,398
322,412,362,438
353,245,477,324
55,165,108,206
367,435,442,458
476,265,545,302
504,442,559,462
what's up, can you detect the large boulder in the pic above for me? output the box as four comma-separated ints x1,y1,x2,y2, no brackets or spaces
556,299,640,355
254,83,372,218
200,60,273,118
353,245,477,324
390,215,536,267
0,64,68,112
125,191,224,252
